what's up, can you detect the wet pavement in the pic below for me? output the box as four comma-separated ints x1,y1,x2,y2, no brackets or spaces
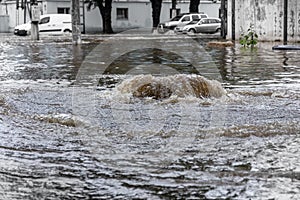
0,32,299,199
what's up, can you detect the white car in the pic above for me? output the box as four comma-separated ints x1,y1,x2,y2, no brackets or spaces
174,20,198,33
179,18,221,34
14,14,72,36
158,13,208,33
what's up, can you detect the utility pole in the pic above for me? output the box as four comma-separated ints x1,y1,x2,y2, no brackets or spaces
72,0,82,45
30,0,40,40
283,0,288,45
231,0,235,41
220,0,227,39
21,0,27,23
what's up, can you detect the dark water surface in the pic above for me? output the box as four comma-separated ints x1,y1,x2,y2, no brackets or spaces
0,33,299,199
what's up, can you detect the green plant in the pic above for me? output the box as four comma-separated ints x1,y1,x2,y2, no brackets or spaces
239,24,258,48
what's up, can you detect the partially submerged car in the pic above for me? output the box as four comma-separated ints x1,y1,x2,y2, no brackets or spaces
14,14,72,36
158,13,208,33
177,18,222,34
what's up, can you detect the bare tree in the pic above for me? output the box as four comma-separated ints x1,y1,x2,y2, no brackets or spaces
150,0,163,28
86,0,113,33
189,0,200,13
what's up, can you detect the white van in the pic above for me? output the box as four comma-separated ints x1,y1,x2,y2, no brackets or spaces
14,14,72,36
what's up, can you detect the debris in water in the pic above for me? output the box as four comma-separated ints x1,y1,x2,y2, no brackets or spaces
207,41,234,48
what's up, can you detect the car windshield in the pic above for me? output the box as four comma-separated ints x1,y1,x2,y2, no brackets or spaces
187,20,199,25
170,15,183,21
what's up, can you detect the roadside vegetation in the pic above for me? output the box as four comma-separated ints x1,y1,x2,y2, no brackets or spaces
239,24,258,48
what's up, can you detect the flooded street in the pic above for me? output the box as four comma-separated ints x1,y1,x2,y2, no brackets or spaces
0,32,299,199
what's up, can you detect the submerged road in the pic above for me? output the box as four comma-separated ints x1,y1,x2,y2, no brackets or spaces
0,33,299,199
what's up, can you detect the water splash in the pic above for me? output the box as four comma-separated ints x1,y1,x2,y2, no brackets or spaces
116,74,226,100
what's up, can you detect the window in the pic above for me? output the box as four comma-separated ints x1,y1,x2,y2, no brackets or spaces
209,19,220,23
58,7,70,14
39,17,50,24
171,14,183,21
117,8,128,20
200,14,208,19
181,16,190,22
201,19,209,24
191,15,200,21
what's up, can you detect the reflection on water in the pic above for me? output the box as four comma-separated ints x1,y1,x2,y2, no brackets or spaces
104,48,199,75
0,38,97,81
0,34,299,199
211,45,300,86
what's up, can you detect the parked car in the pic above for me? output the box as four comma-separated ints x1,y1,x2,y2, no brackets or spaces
179,18,221,34
14,14,72,36
14,21,31,36
158,13,208,33
174,20,198,33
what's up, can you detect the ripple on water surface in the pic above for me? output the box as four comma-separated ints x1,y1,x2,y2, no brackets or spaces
0,75,299,199
0,36,299,199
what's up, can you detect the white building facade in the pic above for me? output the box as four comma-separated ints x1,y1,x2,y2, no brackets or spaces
0,0,221,33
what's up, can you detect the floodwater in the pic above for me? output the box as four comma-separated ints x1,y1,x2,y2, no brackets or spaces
0,32,299,199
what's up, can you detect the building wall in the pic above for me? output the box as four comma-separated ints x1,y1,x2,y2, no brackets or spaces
0,0,221,33
0,15,9,32
44,0,71,14
79,0,221,33
113,2,152,30
160,1,220,21
227,0,300,42
0,1,30,32
288,0,300,41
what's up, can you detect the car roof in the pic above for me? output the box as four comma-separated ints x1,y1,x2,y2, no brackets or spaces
179,12,207,16
201,17,221,20
40,14,71,18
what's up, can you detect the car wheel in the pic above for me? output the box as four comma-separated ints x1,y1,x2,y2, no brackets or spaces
63,29,72,36
188,29,196,34
63,29,72,33
17,30,29,36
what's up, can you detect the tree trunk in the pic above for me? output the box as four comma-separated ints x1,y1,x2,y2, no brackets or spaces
150,0,162,28
98,0,113,34
189,0,200,13
104,0,113,33
171,0,176,9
